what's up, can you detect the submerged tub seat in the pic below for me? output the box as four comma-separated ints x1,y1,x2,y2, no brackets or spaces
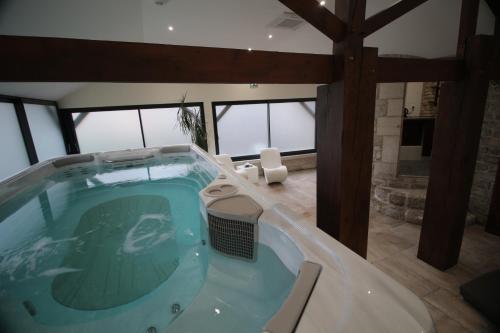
206,152,434,333
52,195,179,310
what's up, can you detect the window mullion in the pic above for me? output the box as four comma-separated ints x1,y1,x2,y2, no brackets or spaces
138,109,146,148
267,102,271,148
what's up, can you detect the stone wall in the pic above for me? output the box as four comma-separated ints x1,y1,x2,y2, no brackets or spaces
420,82,439,117
372,83,405,183
469,81,500,224
372,81,499,225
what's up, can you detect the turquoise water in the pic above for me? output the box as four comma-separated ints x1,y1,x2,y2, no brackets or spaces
0,154,295,333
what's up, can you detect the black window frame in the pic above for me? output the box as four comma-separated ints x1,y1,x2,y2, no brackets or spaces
60,102,206,153
211,97,317,161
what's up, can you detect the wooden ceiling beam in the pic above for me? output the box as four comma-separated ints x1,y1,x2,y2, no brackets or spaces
484,0,499,17
0,35,334,84
456,0,480,58
361,0,429,37
485,158,500,235
376,57,465,82
493,56,500,79
2,35,488,83
277,0,347,42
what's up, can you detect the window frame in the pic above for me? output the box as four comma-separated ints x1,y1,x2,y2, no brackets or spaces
60,102,205,153
211,97,316,161
0,94,67,164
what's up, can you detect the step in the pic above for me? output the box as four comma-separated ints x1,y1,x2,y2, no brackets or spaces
373,185,476,225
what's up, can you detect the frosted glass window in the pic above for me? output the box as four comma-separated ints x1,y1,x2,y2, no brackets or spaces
0,102,31,180
216,104,268,156
24,104,67,161
73,110,144,153
269,102,315,152
140,107,192,147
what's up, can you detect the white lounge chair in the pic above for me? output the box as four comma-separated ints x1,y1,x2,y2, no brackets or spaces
260,148,288,184
214,154,248,179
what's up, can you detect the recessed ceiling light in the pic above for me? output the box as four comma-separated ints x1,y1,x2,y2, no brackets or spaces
320,0,326,5
168,26,174,31
248,47,252,51
268,34,273,39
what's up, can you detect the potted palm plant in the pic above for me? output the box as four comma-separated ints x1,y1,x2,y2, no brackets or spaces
176,93,208,151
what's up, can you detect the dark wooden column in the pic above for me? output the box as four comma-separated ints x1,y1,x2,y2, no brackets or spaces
495,13,500,60
486,158,500,235
456,0,480,58
316,0,377,258
418,36,493,270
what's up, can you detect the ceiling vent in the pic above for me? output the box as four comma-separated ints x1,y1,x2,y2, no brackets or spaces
154,0,169,5
269,12,305,30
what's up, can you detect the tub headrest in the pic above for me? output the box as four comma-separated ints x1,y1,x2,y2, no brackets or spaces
159,145,191,154
53,155,94,168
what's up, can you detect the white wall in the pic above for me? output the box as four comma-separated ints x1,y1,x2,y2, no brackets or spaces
58,83,319,154
0,102,31,180
24,104,67,160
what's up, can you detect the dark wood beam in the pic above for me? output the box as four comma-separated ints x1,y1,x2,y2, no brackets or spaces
418,36,493,270
490,14,500,79
456,0,480,58
316,0,375,258
0,35,334,83
0,94,57,106
334,0,365,47
316,48,377,258
486,158,500,236
57,107,80,155
13,100,38,165
495,12,500,62
492,63,500,80
485,0,499,17
361,0,429,37
377,57,465,82
277,0,347,42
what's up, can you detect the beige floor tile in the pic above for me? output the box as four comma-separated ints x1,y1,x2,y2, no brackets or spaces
424,289,496,332
434,316,473,333
374,258,439,297
423,301,472,333
253,170,500,333
367,223,419,262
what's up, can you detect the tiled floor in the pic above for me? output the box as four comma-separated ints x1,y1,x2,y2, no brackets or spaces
254,169,500,333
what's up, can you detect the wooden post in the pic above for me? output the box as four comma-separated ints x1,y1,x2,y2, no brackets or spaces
486,158,500,235
456,0,480,58
316,0,377,258
418,36,493,270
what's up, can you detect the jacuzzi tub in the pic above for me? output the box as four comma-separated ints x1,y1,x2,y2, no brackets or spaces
0,145,434,333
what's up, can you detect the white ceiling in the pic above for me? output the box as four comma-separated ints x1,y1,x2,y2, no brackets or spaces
0,83,87,101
